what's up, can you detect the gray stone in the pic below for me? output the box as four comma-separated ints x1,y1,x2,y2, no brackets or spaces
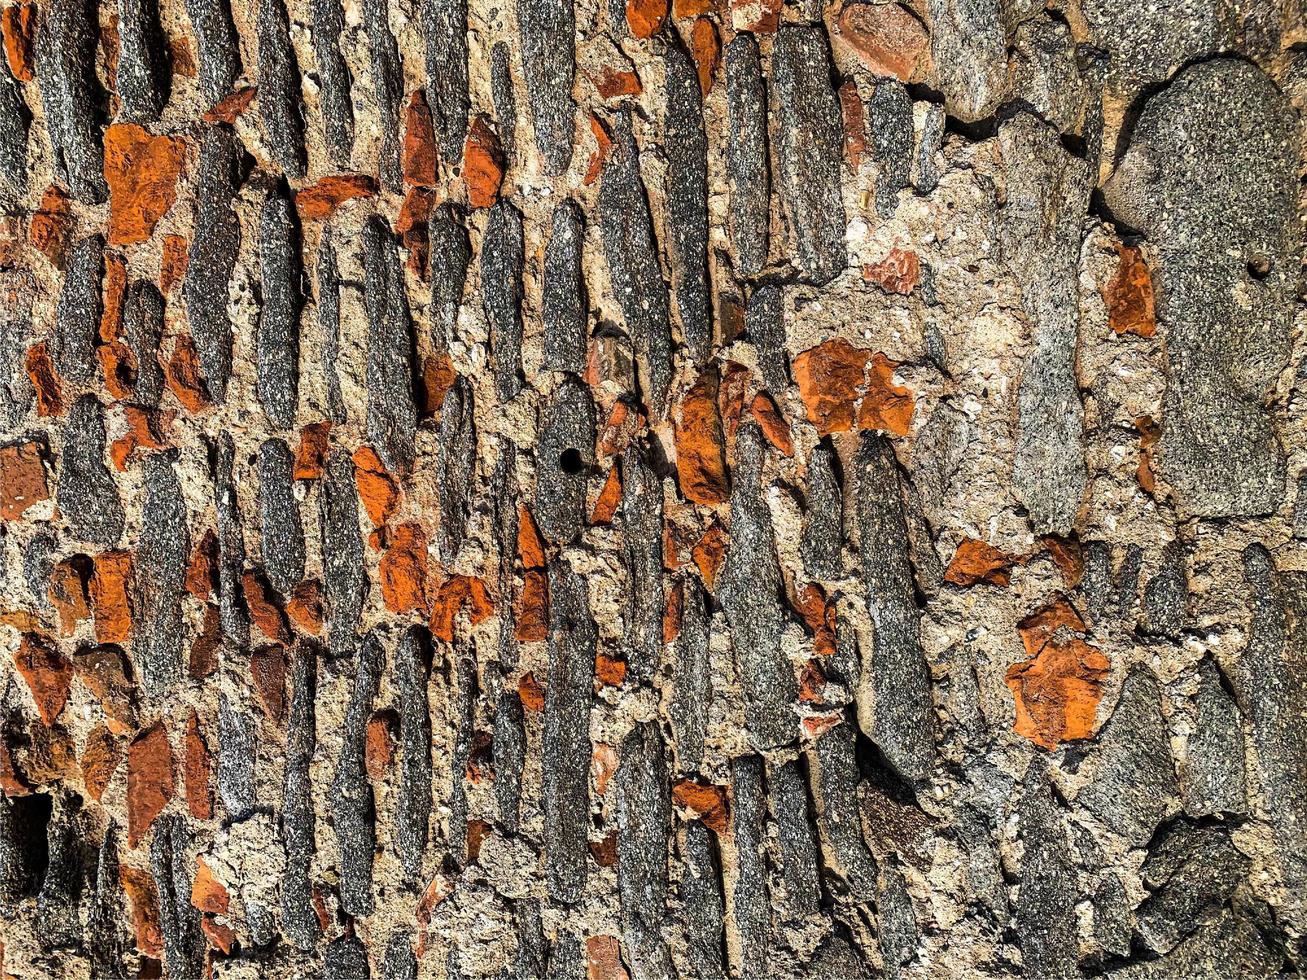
490,42,518,162
22,529,56,610
320,449,367,658
717,422,798,750
330,630,383,916
281,642,319,950
669,577,710,775
311,0,354,168
745,284,788,395
768,26,846,285
116,0,167,121
542,200,587,374
1102,60,1297,518
516,0,575,175
1111,907,1281,979
446,652,476,866
365,0,405,188
0,270,33,427
853,433,933,782
620,442,664,683
136,452,189,694
911,102,944,193
363,216,417,477
34,793,82,950
257,188,302,430
1092,871,1132,960
58,396,125,546
680,821,726,980
867,81,913,220
184,126,243,403
182,0,240,105
395,627,432,885
663,44,710,364
724,35,769,278
422,0,470,164
435,376,476,561
808,721,877,900
35,0,106,203
212,431,251,648
598,112,674,417
1081,0,1232,98
482,200,526,402
494,690,525,834
325,935,373,978
429,204,471,352
218,694,257,821
255,0,306,177
1014,757,1079,978
615,722,672,979
770,759,821,918
1182,659,1247,817
383,932,418,980
543,557,595,904
87,822,129,976
729,755,770,977
1140,541,1186,637
0,793,46,906
926,0,1006,122
257,438,305,597
802,440,844,580
534,376,595,544
53,234,103,384
150,815,203,980
123,281,165,408
0,61,28,204
1136,820,1249,954
878,861,919,979
318,229,347,424
492,439,521,671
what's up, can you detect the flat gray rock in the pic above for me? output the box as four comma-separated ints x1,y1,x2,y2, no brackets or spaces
363,216,417,477
516,0,575,175
724,35,769,279
36,0,106,203
57,395,124,546
256,188,302,430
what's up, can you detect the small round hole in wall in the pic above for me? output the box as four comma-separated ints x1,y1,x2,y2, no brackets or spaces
559,448,583,474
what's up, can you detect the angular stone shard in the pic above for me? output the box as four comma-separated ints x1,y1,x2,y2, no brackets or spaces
422,0,470,164
878,861,919,979
395,626,432,885
543,557,596,904
136,452,189,694
363,217,417,477
0,62,27,204
211,432,251,648
35,792,83,950
670,578,710,774
912,102,944,194
257,188,302,430
517,0,575,175
998,112,1090,535
490,42,518,162
482,200,526,402
745,284,787,395
330,630,384,916
1114,907,1281,979
926,0,1006,122
867,80,913,219
614,724,673,980
256,0,307,177
320,449,367,657
317,230,347,424
598,111,674,417
183,0,241,106
429,204,471,351
801,439,844,580
257,438,305,597
534,375,595,544
183,126,243,403
58,396,125,546
87,823,129,976
1141,541,1187,637
494,690,525,833
770,759,821,918
151,815,203,980
542,200,587,373
217,693,257,820
768,26,846,285
853,433,933,782
435,376,476,562
311,0,354,168
620,442,664,683
663,44,710,363
724,35,769,278
1015,757,1079,979
1136,820,1249,954
1102,60,1297,518
281,642,319,950
718,422,797,750
730,755,770,976
53,234,103,383
808,721,877,899
35,0,106,203
123,281,165,407
681,820,726,980
1182,659,1246,817
447,653,475,865
1075,668,1178,843
365,0,405,188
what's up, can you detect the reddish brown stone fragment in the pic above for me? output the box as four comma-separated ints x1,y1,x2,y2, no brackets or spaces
463,116,504,209
127,720,175,847
691,523,727,589
48,557,92,637
838,79,866,171
1135,415,1161,494
1006,635,1109,751
589,832,619,867
675,368,729,505
202,86,257,124
662,577,683,643
90,550,134,644
81,724,121,802
429,575,493,642
689,18,720,97
595,651,627,687
672,0,712,15
627,0,668,37
201,917,236,955
671,779,729,833
184,710,211,819
0,441,48,520
295,174,379,221
591,466,623,525
857,353,914,436
286,580,324,635
159,235,189,295
365,711,395,780
353,446,401,527
380,522,430,615
749,392,793,456
29,185,73,269
518,672,545,711
243,572,290,643
793,339,869,436
121,867,165,958
189,604,221,678
862,247,919,294
191,857,229,914
293,421,331,480
418,353,456,417
731,0,780,33
1,4,35,80
403,89,438,187
517,505,547,569
164,334,211,412
1104,241,1156,338
514,569,548,642
185,530,218,600
593,66,642,99
73,646,137,734
943,538,1019,588
251,644,288,725
0,738,30,796
836,2,927,81
104,124,186,246
110,405,175,471
794,583,837,657
587,936,631,980
583,112,612,187
1040,535,1084,588
25,342,64,417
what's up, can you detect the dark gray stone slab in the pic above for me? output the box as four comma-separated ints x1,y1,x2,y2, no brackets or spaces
1102,60,1297,518
0,269,33,427
669,577,710,775
1010,15,1086,135
384,932,418,980
620,442,664,684
911,102,944,193
1137,820,1249,954
281,642,319,950
331,630,383,916
257,437,305,597
1111,907,1281,979
878,861,919,979
184,126,243,403
422,0,470,164
801,439,844,580
320,449,367,658
325,935,373,978
87,822,129,976
363,216,417,477
1014,757,1079,979
745,284,787,396
1080,0,1232,97
598,111,673,417
150,815,203,980
53,234,103,384
770,759,821,918
395,627,432,885
491,42,518,163
1092,871,1131,961
615,722,672,979
256,0,307,178
853,433,933,783
926,0,1006,122
317,229,347,424
365,0,405,188
218,693,257,821
808,721,877,900
542,200,586,374
35,0,106,203
58,395,125,546
435,375,476,562
516,0,575,175
311,0,354,168
447,652,476,866
482,200,526,402
492,439,521,671
663,44,710,364
136,452,189,694
0,793,46,907
429,203,471,352
867,81,912,220
34,793,83,950
123,280,165,407
543,556,595,904
182,0,240,105
116,0,167,121
212,431,251,648
495,690,525,834
680,820,725,980
257,188,302,430
1182,659,1247,817
534,375,595,544
724,35,769,279
768,26,846,285
1141,541,1187,637
730,755,771,977
22,529,56,611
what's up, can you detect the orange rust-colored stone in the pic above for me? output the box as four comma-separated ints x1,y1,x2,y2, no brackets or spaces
663,577,683,643
403,89,439,187
517,505,547,569
862,247,920,295
675,367,730,505
587,935,631,980
717,360,750,445
1135,415,1161,495
295,174,379,221
593,66,642,99
201,85,257,123
293,421,331,480
251,644,288,725
98,252,136,401
591,466,623,525
184,710,212,820
836,1,927,81
672,779,730,834
127,720,175,848
1040,535,1084,588
1006,635,1109,751
749,392,794,456
589,832,619,867
110,404,175,471
798,659,828,704
466,818,493,862
191,857,230,915
583,112,613,186
595,651,627,687
286,580,324,635
365,712,396,781
858,353,915,436
1104,241,1156,338
29,184,73,269
185,529,218,600
165,334,211,412
48,557,92,638
464,115,505,209
793,338,870,437
592,742,619,796
104,124,186,247
121,867,165,959
380,522,430,615
159,234,189,295
73,646,137,735
731,0,781,32
689,17,721,97
90,550,134,644
514,569,549,642
419,353,457,417
353,446,401,527
190,603,221,678
691,523,727,590
430,575,494,642
518,672,545,712
81,724,121,802
0,736,31,796
1,4,34,81
943,538,1019,588
627,0,668,37
794,583,837,658
673,0,712,15
201,916,236,955
25,342,64,417
598,400,646,457
1017,597,1087,659
838,79,866,171
243,572,290,643
0,441,47,520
